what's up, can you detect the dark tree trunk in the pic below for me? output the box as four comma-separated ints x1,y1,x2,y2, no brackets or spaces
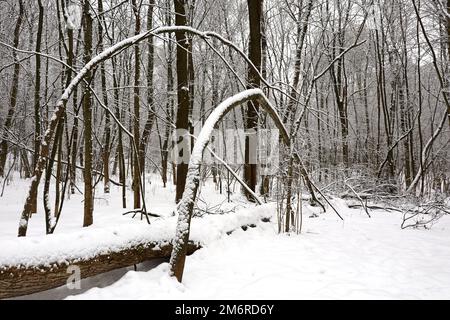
82,0,94,227
174,0,191,203
70,33,80,195
98,0,111,194
132,0,142,209
112,59,126,208
329,16,349,168
30,0,44,213
139,0,156,175
0,0,24,176
244,0,263,199
160,1,173,189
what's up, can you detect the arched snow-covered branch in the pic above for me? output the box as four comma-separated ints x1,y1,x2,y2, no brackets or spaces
169,88,308,281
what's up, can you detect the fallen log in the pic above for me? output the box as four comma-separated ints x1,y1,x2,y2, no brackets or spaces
1,208,272,299
0,241,200,299
347,203,402,212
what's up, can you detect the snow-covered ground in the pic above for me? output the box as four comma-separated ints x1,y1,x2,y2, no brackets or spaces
68,204,450,300
1,175,450,299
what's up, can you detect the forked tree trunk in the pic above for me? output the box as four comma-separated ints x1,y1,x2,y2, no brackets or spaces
283,0,314,221
282,0,313,124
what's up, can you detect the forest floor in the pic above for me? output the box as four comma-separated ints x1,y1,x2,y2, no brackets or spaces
1,174,450,299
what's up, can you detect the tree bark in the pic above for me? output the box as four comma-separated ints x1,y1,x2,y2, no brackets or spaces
82,0,94,227
0,0,24,176
98,0,111,194
244,0,263,199
29,0,44,214
174,0,191,203
132,0,142,209
0,241,200,299
139,0,156,181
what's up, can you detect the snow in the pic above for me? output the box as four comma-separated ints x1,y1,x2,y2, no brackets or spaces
0,175,265,269
65,5,82,30
170,89,272,275
18,218,27,228
64,199,450,300
1,176,450,299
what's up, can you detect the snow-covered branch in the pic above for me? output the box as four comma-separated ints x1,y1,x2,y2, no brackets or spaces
169,88,296,282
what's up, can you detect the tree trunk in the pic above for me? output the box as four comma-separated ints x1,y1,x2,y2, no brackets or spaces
112,59,126,208
82,0,94,227
0,0,24,176
132,0,142,209
244,0,263,199
139,0,156,177
54,123,63,215
282,0,313,124
329,6,350,168
29,0,44,213
174,0,191,203
98,0,111,194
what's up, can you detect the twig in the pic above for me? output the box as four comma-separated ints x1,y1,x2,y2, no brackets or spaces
345,181,371,218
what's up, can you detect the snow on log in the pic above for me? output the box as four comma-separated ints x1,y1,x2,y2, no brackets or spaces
0,241,200,299
1,204,273,299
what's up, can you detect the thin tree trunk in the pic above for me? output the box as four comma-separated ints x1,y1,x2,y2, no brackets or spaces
282,0,313,124
244,0,263,199
70,29,80,195
98,0,111,194
0,0,24,176
132,0,142,209
29,0,44,213
54,123,63,216
139,0,155,176
112,59,126,208
82,0,94,227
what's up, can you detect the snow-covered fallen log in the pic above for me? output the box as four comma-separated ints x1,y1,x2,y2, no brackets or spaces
0,204,273,299
0,241,199,299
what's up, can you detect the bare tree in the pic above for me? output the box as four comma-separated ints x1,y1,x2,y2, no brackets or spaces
243,0,263,200
174,0,191,203
82,0,94,227
0,0,24,176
